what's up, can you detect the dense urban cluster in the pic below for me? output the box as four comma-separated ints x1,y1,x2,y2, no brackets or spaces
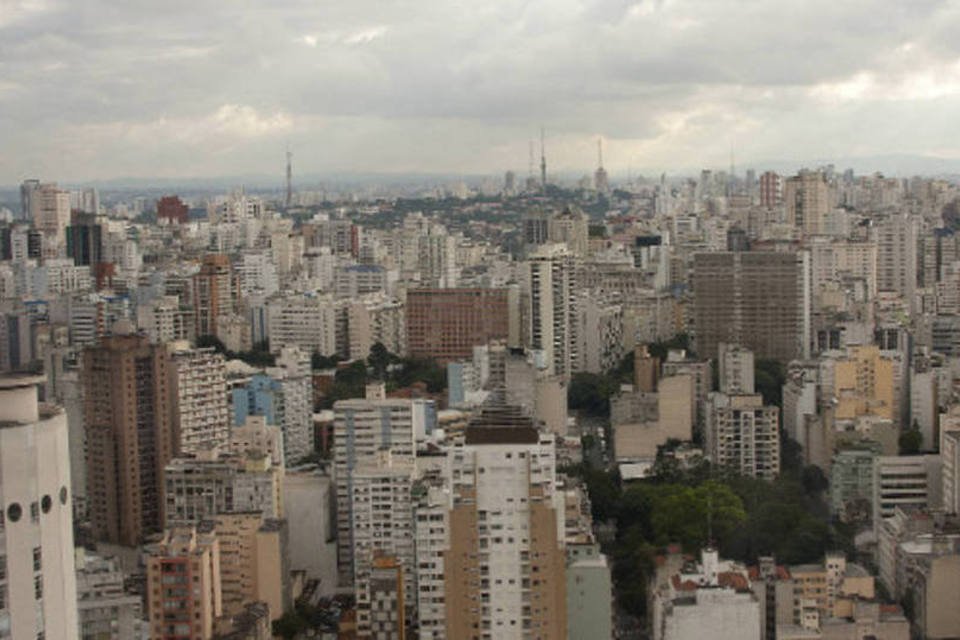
1,163,960,640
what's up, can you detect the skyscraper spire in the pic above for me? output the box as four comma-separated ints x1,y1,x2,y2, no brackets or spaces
540,126,547,191
597,137,604,170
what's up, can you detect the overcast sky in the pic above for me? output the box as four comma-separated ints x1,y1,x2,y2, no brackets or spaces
2,0,960,184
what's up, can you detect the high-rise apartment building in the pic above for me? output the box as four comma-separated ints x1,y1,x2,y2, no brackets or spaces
693,251,811,362
413,407,568,639
266,294,340,357
163,449,283,528
333,397,429,586
193,254,235,338
76,551,145,639
82,332,178,546
0,374,79,640
874,213,920,306
784,170,830,236
406,288,513,363
718,343,755,395
145,527,222,640
527,243,579,378
65,211,103,267
759,171,782,208
29,182,71,242
350,455,416,636
170,342,231,454
201,514,290,622
705,392,780,480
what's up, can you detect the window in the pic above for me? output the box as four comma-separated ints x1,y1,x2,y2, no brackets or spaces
34,576,42,600
6,504,21,523
32,548,41,572
30,503,38,523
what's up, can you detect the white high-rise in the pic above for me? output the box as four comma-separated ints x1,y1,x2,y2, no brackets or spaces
333,395,431,585
0,374,78,640
527,243,578,379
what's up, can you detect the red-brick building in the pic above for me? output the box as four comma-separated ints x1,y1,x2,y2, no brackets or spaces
405,288,512,362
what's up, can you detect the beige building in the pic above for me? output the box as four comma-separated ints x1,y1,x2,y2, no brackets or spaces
30,182,71,244
706,392,780,479
613,374,694,462
830,345,896,421
146,527,222,640
202,514,290,622
785,171,831,236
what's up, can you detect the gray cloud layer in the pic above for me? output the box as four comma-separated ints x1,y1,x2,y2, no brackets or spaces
2,0,960,182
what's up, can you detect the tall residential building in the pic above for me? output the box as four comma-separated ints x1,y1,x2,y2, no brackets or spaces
29,182,71,242
333,397,429,586
414,407,568,639
705,392,780,480
65,211,103,267
692,251,811,362
527,243,579,378
350,455,415,636
759,171,782,208
548,206,589,257
0,374,79,640
19,178,39,221
202,514,290,622
83,332,178,546
193,254,235,338
784,170,830,236
406,287,514,363
874,213,920,306
266,294,340,357
75,551,145,639
718,343,755,394
231,362,312,464
367,556,406,640
170,342,231,454
145,527,222,640
163,449,283,528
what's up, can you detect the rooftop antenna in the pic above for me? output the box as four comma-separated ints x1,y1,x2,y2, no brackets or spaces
285,147,293,208
528,141,535,180
540,126,547,191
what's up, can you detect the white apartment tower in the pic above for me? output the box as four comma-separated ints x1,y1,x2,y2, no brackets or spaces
527,243,578,379
350,455,416,636
414,406,568,640
333,397,427,586
0,375,79,640
706,392,780,480
169,342,231,454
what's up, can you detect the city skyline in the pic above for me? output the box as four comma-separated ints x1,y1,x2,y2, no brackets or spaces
4,0,960,183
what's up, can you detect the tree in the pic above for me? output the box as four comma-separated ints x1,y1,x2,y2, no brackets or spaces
899,427,923,455
567,372,619,418
312,351,342,370
755,358,786,407
368,342,392,380
196,334,227,354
